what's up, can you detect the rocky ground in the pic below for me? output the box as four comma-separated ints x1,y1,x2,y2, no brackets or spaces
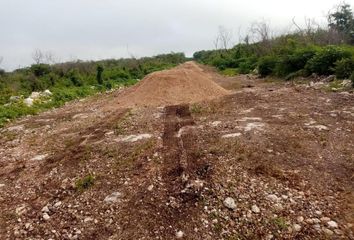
0,64,353,239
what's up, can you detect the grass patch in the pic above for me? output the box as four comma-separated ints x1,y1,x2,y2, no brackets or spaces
221,68,238,76
75,174,95,192
272,217,288,230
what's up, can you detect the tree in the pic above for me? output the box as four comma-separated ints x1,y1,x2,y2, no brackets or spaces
96,65,104,85
32,49,44,64
328,3,354,43
250,20,272,43
214,26,233,51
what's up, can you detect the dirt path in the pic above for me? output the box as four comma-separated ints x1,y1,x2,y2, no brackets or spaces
0,63,353,239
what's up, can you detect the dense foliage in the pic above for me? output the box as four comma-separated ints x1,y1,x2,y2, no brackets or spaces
194,40,354,79
0,53,187,126
194,3,354,79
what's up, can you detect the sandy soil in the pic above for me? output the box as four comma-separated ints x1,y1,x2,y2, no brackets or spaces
0,62,353,240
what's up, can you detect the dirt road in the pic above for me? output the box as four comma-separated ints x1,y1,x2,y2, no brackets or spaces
0,63,353,239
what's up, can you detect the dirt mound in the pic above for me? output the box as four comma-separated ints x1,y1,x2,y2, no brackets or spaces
116,61,229,107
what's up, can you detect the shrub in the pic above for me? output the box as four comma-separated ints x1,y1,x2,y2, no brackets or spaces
96,65,104,85
275,48,317,77
350,72,354,87
30,64,51,77
334,58,354,79
66,69,83,86
238,57,257,74
211,55,229,70
258,56,279,77
305,46,351,75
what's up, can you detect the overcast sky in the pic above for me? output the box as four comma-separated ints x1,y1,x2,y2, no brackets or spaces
0,0,350,71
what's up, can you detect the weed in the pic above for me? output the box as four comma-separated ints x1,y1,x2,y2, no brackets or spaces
75,174,95,191
272,217,288,230
190,104,203,114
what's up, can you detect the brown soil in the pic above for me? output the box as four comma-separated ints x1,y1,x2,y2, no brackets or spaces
114,61,229,108
0,62,353,240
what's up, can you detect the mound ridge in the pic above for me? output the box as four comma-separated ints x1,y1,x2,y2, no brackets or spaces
116,61,229,107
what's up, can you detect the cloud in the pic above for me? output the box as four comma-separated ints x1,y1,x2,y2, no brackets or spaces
0,0,341,70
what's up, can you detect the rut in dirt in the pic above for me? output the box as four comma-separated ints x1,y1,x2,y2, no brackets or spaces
119,104,213,239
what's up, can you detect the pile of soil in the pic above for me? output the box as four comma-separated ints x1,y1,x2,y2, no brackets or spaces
116,61,229,107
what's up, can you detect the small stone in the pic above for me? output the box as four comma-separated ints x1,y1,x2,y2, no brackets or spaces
25,223,31,229
266,234,274,240
24,97,33,106
281,195,288,200
15,205,27,215
274,203,283,211
211,121,222,127
315,210,322,216
320,217,330,222
43,213,50,221
293,224,301,232
147,185,154,191
223,197,236,210
104,192,122,203
312,218,321,224
84,217,93,223
266,194,279,202
222,133,242,138
323,228,334,235
313,224,321,231
0,183,5,188
31,154,48,161
54,201,62,207
176,230,184,238
297,216,304,223
41,206,50,213
251,205,260,213
327,221,338,229
305,218,314,224
14,229,20,236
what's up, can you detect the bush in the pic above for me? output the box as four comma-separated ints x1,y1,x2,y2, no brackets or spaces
66,69,83,86
305,46,351,75
334,58,354,79
237,57,257,74
211,55,230,70
30,64,51,77
258,56,279,77
275,48,317,77
96,65,104,85
350,72,354,87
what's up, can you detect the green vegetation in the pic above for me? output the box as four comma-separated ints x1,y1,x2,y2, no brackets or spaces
193,3,354,82
272,217,288,230
0,53,187,127
75,174,95,191
194,42,354,80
